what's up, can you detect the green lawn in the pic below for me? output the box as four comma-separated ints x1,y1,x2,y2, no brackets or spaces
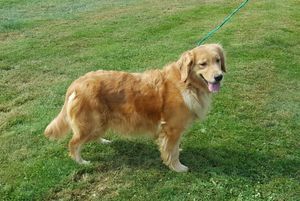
1,0,299,200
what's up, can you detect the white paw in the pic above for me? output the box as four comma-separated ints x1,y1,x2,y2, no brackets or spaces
77,159,91,165
100,138,112,144
169,161,189,173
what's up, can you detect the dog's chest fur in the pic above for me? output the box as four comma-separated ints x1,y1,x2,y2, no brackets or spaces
181,89,211,121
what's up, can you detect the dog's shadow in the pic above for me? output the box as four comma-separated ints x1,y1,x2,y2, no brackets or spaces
87,140,163,172
85,139,298,181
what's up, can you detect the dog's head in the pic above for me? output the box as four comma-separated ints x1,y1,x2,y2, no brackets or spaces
178,44,226,93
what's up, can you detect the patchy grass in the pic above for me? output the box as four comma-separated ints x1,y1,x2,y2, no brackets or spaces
0,0,299,200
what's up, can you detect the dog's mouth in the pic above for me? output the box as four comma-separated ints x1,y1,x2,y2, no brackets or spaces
200,74,221,93
208,82,220,93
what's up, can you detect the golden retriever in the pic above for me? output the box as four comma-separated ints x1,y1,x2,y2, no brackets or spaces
44,44,226,172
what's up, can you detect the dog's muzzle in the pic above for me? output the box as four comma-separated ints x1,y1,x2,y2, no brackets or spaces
200,74,222,93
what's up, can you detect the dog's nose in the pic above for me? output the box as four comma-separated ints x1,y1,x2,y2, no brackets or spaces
214,74,223,82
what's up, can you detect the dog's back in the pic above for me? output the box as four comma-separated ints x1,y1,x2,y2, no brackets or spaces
71,70,165,134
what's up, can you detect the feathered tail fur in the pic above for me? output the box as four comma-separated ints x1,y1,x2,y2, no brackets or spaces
44,105,70,140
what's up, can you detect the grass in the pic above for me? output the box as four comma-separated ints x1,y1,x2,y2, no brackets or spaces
0,0,299,200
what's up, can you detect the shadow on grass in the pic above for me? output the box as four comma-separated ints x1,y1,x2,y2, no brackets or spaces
182,146,299,181
81,139,300,182
86,140,163,173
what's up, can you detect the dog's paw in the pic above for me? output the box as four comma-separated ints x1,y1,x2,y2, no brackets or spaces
169,161,189,173
100,138,112,144
81,160,91,165
76,159,91,165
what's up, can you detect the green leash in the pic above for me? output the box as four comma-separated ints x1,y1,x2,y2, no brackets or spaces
196,0,250,46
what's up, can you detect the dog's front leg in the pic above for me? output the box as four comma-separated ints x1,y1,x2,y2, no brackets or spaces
157,126,188,172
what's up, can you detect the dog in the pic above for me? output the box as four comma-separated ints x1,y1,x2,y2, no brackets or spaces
44,44,226,172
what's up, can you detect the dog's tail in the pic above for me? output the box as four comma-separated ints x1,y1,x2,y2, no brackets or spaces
44,104,70,140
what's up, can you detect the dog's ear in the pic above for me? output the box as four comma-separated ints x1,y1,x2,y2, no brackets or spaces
178,51,194,82
212,44,226,73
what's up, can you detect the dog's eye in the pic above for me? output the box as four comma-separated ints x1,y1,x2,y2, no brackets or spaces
216,58,220,63
199,62,207,67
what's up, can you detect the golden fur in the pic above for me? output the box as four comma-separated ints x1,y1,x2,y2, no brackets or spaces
44,44,226,172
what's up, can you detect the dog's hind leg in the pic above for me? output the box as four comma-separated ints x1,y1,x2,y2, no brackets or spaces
69,129,108,164
93,126,111,144
69,131,90,165
68,121,105,164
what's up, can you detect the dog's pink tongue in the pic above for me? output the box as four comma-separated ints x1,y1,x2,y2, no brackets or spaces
208,83,220,93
